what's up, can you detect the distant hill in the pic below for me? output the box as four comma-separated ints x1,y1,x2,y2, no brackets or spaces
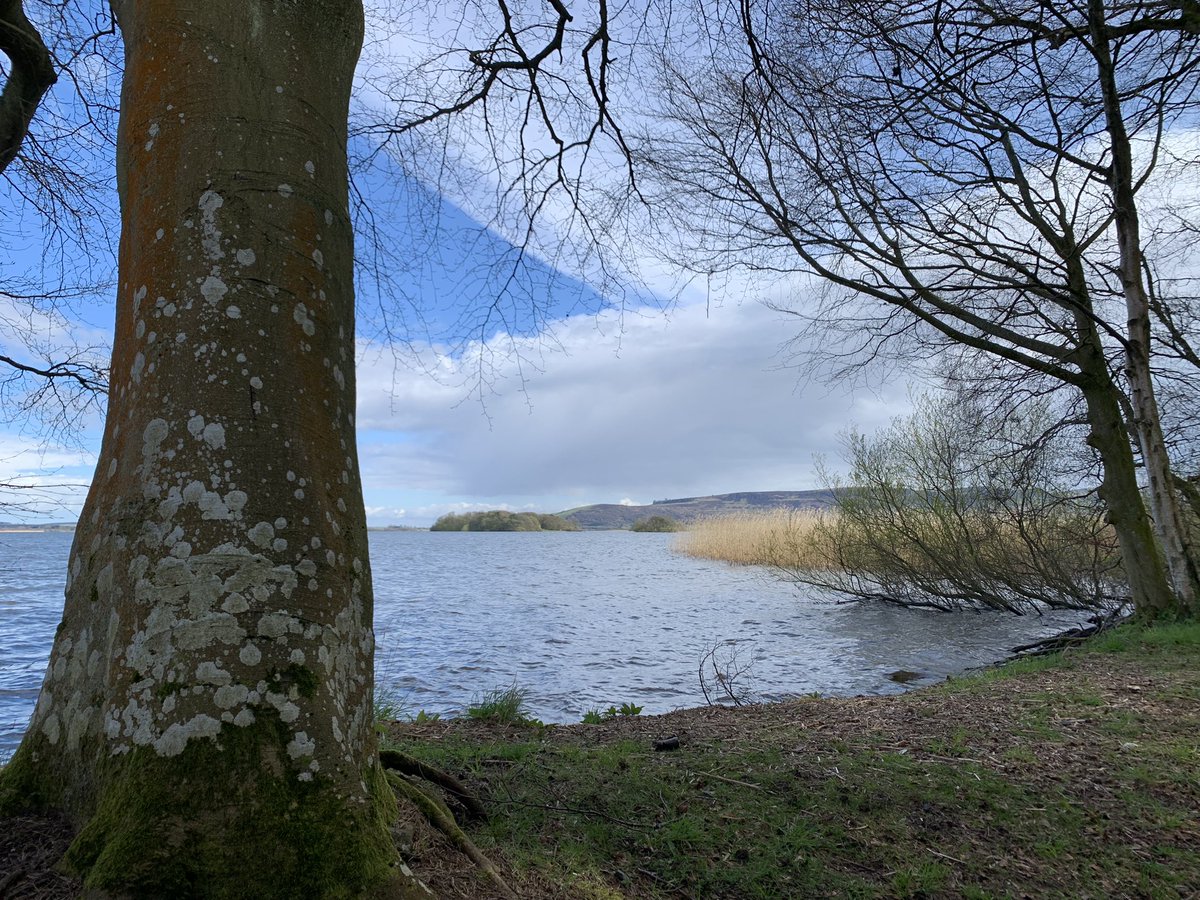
0,522,76,532
557,490,837,530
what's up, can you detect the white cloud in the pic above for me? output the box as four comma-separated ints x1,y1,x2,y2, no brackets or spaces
0,437,96,521
356,296,910,514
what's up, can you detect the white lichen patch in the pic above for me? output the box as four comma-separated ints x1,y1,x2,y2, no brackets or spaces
42,712,61,745
286,731,316,759
225,305,241,319
200,275,228,305
198,190,226,262
214,683,249,709
247,521,275,548
266,691,300,723
202,422,226,450
222,593,249,614
154,713,221,757
236,248,256,266
239,642,262,666
257,611,301,639
196,660,233,685
292,303,315,336
142,418,169,466
278,183,294,198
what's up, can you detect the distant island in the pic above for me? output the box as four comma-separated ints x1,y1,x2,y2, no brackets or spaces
629,515,683,533
430,511,581,532
557,490,837,530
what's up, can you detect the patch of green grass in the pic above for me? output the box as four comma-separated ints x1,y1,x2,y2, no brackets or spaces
892,861,950,897
466,684,537,725
372,685,409,730
944,652,1069,691
582,703,645,724
1083,619,1200,654
1002,746,1037,764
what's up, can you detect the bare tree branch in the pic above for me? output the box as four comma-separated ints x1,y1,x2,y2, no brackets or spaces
0,0,55,173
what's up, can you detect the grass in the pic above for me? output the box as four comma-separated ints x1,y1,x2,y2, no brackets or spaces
673,509,834,568
387,620,1200,898
372,684,409,728
465,684,536,725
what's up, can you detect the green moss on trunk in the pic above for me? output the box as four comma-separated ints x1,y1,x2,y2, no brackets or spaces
0,743,49,816
56,718,401,899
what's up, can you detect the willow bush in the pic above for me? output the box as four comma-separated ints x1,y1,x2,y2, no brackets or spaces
776,395,1126,613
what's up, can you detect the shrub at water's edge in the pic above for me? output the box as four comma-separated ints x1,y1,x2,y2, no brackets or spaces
629,515,682,533
676,392,1128,614
430,511,581,532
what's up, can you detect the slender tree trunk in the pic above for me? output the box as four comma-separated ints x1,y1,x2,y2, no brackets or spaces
1088,0,1200,617
1,2,422,895
1079,376,1178,618
1072,310,1178,618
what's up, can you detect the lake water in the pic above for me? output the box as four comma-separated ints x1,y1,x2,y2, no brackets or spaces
1,530,1084,759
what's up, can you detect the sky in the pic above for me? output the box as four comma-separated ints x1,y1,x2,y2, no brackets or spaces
0,3,914,527
0,254,910,526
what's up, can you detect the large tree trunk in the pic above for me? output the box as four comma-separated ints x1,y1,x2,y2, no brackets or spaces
1089,0,1200,618
1,2,421,895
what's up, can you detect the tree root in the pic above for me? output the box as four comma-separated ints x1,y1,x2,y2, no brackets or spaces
379,749,488,821
384,771,518,900
1010,608,1132,657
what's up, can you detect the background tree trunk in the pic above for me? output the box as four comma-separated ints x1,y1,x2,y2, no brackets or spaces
1088,0,1200,616
1,2,421,895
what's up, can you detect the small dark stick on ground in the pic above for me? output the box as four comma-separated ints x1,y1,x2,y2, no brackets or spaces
654,735,681,751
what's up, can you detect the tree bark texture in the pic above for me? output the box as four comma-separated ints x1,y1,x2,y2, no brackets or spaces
1,2,422,895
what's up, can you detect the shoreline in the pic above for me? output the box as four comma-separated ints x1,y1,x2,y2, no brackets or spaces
380,621,1200,897
5,625,1197,897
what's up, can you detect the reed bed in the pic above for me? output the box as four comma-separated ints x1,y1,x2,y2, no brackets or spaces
673,509,836,569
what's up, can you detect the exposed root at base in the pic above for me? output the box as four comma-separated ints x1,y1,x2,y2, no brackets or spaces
379,749,488,821
384,771,518,900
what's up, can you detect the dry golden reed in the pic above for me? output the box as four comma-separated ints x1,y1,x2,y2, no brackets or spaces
673,509,835,569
